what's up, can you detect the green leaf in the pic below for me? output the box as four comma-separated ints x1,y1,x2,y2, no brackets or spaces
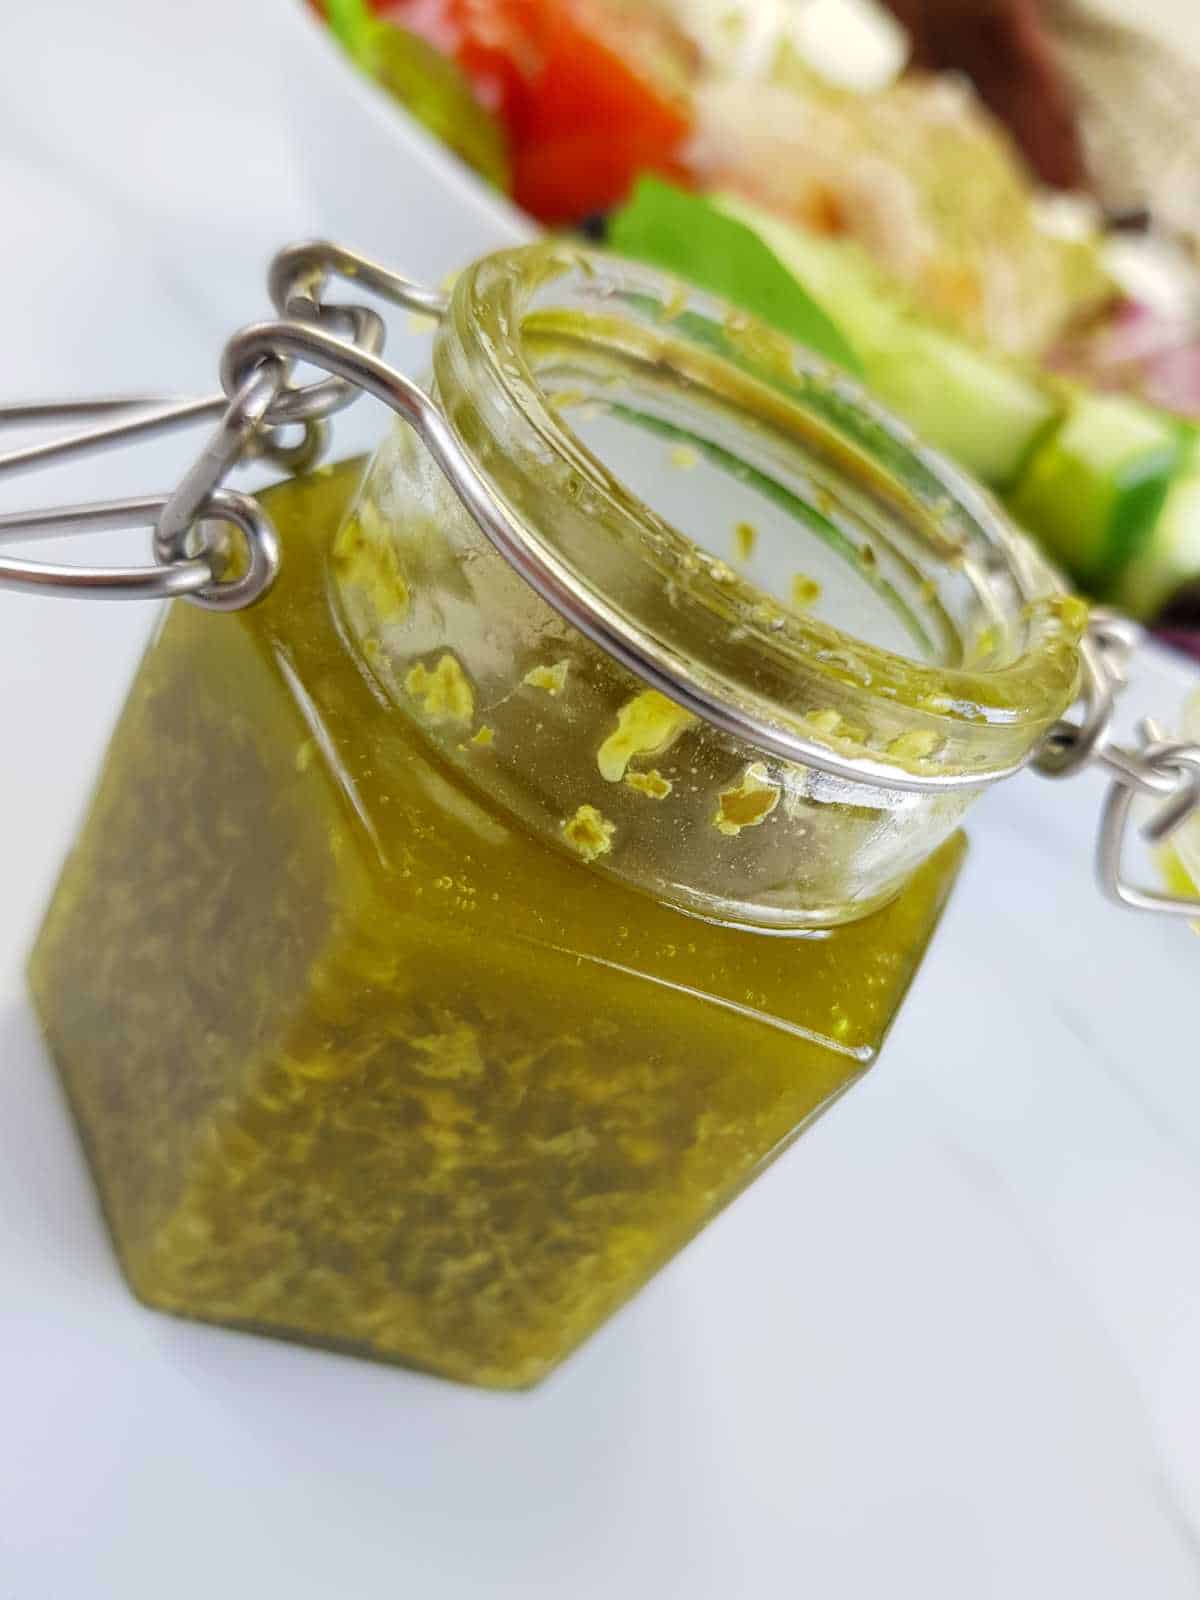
608,177,862,377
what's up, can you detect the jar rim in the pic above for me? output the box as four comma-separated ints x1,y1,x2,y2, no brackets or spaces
434,241,1084,791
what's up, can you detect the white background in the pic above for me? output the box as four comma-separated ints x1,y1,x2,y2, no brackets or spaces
2,3,1200,1595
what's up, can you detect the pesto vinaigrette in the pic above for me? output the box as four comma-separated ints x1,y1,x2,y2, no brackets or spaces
30,464,962,1386
30,245,1081,1386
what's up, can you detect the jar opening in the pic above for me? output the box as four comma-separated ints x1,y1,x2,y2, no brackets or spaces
530,337,959,670
435,242,1084,786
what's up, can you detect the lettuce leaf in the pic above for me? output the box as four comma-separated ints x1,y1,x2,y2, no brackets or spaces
608,177,861,376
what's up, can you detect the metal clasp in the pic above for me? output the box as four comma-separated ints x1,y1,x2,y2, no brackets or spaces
1096,727,1200,916
0,242,408,607
1033,607,1200,918
0,373,308,606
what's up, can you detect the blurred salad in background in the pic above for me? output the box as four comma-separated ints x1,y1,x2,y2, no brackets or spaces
312,0,1200,657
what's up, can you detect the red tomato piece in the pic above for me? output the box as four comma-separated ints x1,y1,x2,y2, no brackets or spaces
378,0,694,221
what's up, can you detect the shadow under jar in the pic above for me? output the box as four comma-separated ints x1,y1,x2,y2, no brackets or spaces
30,243,1084,1387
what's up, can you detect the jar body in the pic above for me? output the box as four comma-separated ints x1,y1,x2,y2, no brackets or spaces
30,464,963,1387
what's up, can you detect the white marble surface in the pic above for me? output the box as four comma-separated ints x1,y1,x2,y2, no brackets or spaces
1,4,1199,1595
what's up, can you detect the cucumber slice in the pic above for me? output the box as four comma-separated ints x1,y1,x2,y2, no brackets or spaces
866,322,1057,489
1007,394,1185,588
1114,448,1200,618
716,195,1057,488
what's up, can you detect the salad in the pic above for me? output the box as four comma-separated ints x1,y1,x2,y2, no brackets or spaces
314,0,1200,644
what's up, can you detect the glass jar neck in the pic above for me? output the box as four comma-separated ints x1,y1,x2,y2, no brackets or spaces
331,243,1083,929
434,243,1084,784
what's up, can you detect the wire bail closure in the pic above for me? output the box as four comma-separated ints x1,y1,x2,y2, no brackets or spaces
0,246,402,608
1029,604,1200,914
0,239,1196,917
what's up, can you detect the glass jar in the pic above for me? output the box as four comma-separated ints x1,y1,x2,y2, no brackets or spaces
29,243,1083,1388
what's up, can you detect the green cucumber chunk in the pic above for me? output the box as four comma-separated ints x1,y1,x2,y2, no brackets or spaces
715,195,1056,489
1008,394,1186,588
1114,436,1200,618
866,323,1057,490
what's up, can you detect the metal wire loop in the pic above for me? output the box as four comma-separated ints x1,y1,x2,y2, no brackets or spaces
255,416,330,476
1097,730,1200,916
181,486,281,612
0,353,297,608
1031,607,1142,779
0,480,281,604
0,394,229,482
1020,608,1198,915
252,241,445,429
0,389,278,603
0,483,277,608
268,239,451,324
156,363,283,568
1138,742,1200,845
231,302,388,428
0,495,214,601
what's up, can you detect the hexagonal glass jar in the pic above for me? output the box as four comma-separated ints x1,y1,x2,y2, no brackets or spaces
29,244,1082,1387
